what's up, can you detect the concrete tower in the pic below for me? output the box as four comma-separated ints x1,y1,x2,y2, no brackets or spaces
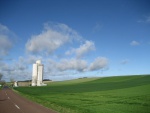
32,60,44,86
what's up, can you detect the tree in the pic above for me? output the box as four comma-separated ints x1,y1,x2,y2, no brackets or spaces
0,80,5,86
0,73,3,80
0,73,5,86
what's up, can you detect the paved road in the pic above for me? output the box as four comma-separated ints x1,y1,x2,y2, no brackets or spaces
0,86,57,113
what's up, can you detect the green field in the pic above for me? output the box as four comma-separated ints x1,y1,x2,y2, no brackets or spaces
14,75,150,113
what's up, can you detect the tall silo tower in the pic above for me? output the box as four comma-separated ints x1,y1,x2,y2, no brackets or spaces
32,63,38,86
37,64,44,86
32,60,44,86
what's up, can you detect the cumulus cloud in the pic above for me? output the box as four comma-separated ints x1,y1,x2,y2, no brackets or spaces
1,55,109,81
44,56,108,78
26,55,43,64
0,63,13,72
89,57,108,71
26,22,82,54
45,58,87,73
66,40,95,58
0,22,109,81
57,58,87,72
0,56,31,81
130,40,140,46
0,24,13,56
15,57,28,71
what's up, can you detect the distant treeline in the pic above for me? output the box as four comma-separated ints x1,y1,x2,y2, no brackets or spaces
18,79,52,82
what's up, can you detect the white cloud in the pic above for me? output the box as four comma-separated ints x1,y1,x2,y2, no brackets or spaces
146,16,150,23
0,56,31,81
121,59,129,65
0,22,109,81
93,22,103,33
1,55,109,81
0,62,15,72
66,40,95,58
89,57,108,71
0,24,9,32
137,16,150,23
0,24,13,56
26,22,82,54
0,61,17,81
130,40,140,46
57,58,87,72
26,55,43,64
15,56,28,71
45,56,109,78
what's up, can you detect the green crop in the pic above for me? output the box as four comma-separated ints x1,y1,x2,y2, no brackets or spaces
14,75,150,113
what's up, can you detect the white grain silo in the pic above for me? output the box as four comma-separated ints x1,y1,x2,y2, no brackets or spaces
32,60,45,86
36,60,41,64
32,63,38,86
37,64,43,86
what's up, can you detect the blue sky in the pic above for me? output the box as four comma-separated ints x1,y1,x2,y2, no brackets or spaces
0,0,150,81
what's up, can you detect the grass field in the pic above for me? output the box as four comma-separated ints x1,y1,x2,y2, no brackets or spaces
14,75,150,113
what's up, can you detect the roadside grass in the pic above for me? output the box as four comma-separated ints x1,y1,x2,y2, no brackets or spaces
14,75,150,113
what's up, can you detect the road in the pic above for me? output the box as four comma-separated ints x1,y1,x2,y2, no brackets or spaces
0,86,57,113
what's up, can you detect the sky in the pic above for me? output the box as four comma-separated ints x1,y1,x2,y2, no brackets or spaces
0,0,150,82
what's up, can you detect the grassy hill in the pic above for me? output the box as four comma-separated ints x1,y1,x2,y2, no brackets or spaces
14,75,150,113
